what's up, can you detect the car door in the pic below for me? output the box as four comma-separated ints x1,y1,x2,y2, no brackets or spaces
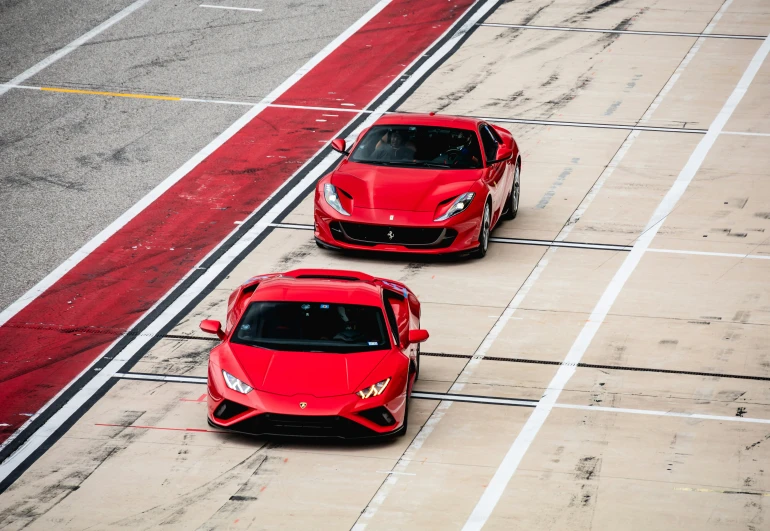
479,124,506,216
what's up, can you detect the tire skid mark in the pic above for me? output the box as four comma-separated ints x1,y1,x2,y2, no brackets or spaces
196,455,284,531
0,409,144,529
98,448,268,529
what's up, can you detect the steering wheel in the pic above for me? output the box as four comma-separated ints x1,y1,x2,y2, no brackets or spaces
442,148,463,166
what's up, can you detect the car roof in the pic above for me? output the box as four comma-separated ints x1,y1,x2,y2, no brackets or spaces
372,113,481,130
250,271,384,307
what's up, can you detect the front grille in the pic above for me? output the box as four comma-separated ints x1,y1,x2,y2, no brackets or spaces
229,413,377,438
333,222,457,249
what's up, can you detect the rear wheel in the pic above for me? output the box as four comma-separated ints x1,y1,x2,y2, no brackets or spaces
472,201,492,259
502,162,521,220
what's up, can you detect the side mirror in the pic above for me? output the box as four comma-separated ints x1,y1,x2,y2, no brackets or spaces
200,319,225,340
490,145,512,164
408,329,429,343
331,138,349,155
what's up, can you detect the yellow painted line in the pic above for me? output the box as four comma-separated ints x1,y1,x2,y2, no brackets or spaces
675,487,770,497
40,87,181,101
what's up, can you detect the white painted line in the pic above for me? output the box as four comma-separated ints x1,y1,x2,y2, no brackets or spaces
114,372,207,384
412,392,536,408
721,131,770,137
553,404,770,425
0,0,151,98
464,9,769,531
269,222,315,231
0,84,41,91
181,97,254,106
199,4,263,12
0,0,393,467
647,248,770,260
477,22,764,40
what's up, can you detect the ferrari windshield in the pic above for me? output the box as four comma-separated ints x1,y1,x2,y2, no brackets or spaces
231,301,390,353
349,125,483,169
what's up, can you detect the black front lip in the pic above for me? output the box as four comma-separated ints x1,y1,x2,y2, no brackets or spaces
208,415,404,440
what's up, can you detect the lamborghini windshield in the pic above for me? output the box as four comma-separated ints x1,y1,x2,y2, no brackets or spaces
349,125,483,169
231,301,390,353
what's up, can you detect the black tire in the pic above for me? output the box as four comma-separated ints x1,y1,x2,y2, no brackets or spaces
472,201,492,259
501,162,521,221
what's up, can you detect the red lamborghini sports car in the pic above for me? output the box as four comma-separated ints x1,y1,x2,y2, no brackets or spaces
314,113,520,257
200,269,428,438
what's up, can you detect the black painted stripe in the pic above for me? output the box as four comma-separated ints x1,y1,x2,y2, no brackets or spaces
477,22,766,40
421,352,770,382
473,115,707,134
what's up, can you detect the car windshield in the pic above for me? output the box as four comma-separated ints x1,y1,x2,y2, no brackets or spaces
231,301,390,353
349,125,483,169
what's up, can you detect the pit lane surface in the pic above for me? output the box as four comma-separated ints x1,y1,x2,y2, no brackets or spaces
1,0,770,529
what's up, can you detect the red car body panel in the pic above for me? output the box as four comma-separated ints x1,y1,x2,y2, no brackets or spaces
203,269,424,438
314,113,520,254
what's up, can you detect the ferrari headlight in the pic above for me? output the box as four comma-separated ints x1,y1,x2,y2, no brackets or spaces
222,370,253,394
434,192,475,221
357,378,391,399
324,183,350,216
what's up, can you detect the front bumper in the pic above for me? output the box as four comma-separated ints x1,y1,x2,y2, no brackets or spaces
207,377,407,439
314,200,484,255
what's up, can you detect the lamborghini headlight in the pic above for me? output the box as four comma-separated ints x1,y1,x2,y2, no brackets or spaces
357,378,391,399
434,192,475,221
222,370,253,394
324,183,350,216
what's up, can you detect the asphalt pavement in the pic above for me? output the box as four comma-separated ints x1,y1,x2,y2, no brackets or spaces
0,0,378,310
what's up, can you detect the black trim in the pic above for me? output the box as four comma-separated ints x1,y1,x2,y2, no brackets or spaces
208,414,399,440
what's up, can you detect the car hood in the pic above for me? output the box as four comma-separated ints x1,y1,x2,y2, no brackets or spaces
331,162,481,212
229,343,391,398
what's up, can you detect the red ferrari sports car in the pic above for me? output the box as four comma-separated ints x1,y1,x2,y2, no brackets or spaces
199,269,428,438
314,113,520,257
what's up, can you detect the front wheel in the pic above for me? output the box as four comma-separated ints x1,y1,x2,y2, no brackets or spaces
502,163,520,221
472,201,492,259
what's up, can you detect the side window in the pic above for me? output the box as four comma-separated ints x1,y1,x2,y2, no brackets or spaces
383,294,400,347
487,125,502,143
391,299,409,347
479,125,498,163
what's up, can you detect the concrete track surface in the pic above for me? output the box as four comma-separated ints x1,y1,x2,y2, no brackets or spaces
1,0,770,529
